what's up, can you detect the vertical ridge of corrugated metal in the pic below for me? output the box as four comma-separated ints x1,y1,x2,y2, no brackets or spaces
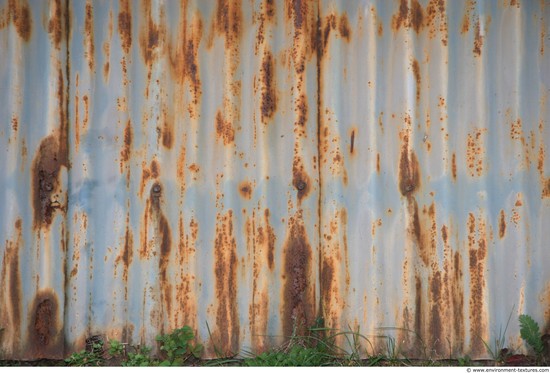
1,0,549,361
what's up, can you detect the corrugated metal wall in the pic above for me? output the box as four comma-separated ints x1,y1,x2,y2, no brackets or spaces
0,0,549,361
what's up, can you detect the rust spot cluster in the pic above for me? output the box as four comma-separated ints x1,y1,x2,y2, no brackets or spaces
466,128,486,177
260,51,277,124
0,0,32,41
215,110,236,146
118,0,132,53
391,0,448,46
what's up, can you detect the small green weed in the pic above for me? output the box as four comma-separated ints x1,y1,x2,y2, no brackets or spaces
519,314,544,358
123,346,155,367
156,326,203,366
64,339,104,367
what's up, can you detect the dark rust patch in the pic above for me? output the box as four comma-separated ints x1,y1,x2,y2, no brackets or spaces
169,9,203,118
429,271,444,355
451,152,457,180
338,14,351,41
376,153,381,174
118,0,132,54
215,110,235,145
239,181,253,200
139,0,165,66
414,275,424,344
28,290,62,358
32,134,68,229
392,0,424,33
320,258,335,327
282,213,314,337
84,1,95,71
213,210,240,355
499,210,506,239
212,0,243,52
260,50,277,123
115,215,133,282
292,156,312,203
408,199,437,267
264,209,275,271
473,18,483,57
412,59,421,104
350,130,355,155
120,119,132,173
47,0,64,48
467,213,487,354
399,148,420,197
7,0,32,41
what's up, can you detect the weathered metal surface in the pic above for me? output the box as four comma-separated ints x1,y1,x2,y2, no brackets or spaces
0,0,549,361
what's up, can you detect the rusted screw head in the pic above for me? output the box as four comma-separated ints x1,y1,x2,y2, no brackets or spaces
406,184,414,192
297,181,306,191
153,184,162,193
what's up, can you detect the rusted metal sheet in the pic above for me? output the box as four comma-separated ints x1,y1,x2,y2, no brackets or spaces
0,0,549,361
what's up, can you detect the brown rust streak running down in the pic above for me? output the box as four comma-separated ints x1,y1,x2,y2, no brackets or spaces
282,212,314,338
213,210,240,355
1,0,33,41
0,219,23,356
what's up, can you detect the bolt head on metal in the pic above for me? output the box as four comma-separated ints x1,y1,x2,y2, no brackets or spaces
297,181,306,191
153,184,161,193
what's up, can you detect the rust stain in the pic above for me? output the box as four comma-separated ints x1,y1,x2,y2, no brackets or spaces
282,212,314,337
84,1,95,72
338,13,351,41
213,210,240,355
264,209,276,270
466,128,486,177
5,0,32,41
414,275,424,346
169,8,203,119
426,0,448,46
139,0,166,66
260,50,277,124
119,119,133,174
239,181,253,200
28,290,63,358
103,10,112,81
320,257,335,327
473,18,483,57
399,118,421,196
376,152,381,174
139,159,160,198
118,0,132,54
408,200,437,267
295,94,308,128
510,0,520,8
115,215,133,283
467,212,488,354
32,69,69,230
215,110,235,146
212,0,243,49
392,0,424,33
412,59,421,104
499,210,506,239
350,129,355,155
292,156,312,204
47,0,64,48
0,219,23,355
451,152,457,180
429,271,444,355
